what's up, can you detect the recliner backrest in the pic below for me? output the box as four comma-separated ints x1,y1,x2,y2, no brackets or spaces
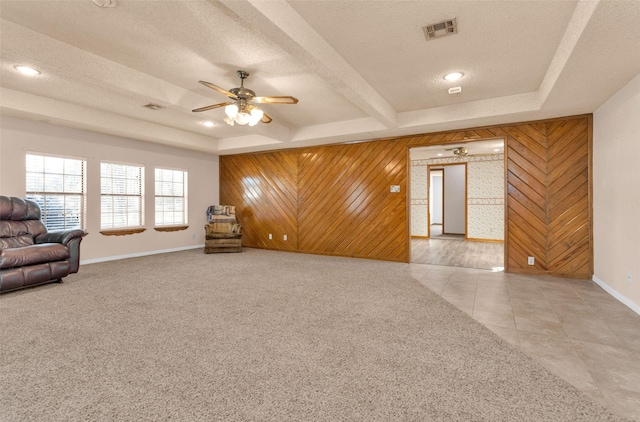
0,196,48,248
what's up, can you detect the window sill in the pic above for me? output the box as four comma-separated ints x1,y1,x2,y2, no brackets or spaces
154,225,189,232
100,228,146,236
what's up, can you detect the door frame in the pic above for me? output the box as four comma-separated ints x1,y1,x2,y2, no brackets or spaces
407,138,507,268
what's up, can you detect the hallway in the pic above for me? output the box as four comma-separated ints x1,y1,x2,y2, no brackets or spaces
411,237,504,271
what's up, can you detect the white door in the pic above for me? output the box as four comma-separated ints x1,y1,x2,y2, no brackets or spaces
443,164,466,235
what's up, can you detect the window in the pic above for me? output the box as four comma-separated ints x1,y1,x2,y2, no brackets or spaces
101,162,144,229
155,168,188,226
26,153,86,230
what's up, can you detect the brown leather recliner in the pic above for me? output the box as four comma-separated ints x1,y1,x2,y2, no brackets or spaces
0,196,85,293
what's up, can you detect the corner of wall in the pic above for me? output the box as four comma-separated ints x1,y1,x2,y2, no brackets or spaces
592,275,640,316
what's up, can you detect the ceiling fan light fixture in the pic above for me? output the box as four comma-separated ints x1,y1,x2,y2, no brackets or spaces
453,147,468,159
248,107,264,126
223,102,264,126
235,112,252,126
225,103,239,118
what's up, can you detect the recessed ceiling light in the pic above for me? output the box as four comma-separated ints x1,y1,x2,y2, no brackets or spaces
14,65,41,76
444,72,464,82
92,0,117,7
437,153,443,157
202,121,215,128
493,148,501,152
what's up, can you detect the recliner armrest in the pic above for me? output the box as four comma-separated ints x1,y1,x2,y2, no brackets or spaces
35,229,85,246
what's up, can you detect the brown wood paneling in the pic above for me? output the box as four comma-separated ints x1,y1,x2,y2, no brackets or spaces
219,114,593,279
546,117,591,277
297,140,407,261
504,124,549,273
219,151,298,251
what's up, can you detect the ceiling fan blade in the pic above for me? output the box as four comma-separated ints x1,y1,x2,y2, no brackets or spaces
192,102,233,113
253,96,298,105
261,113,273,124
198,80,238,99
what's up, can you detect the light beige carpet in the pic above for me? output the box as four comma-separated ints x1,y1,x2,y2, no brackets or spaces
0,248,629,421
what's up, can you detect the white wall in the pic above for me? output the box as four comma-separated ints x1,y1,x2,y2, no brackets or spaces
443,164,466,234
593,72,640,312
467,158,504,240
410,164,428,236
0,116,219,262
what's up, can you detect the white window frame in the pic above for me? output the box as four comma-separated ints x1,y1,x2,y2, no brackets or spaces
25,152,86,231
100,161,145,230
154,168,188,227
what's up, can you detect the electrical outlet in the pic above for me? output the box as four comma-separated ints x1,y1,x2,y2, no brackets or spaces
269,234,272,240
192,233,195,240
628,272,633,284
284,234,287,241
527,256,535,266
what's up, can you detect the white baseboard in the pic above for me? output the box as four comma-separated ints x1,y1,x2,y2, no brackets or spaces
80,244,204,265
592,275,640,316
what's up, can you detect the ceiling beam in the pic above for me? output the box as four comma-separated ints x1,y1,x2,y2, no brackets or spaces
216,0,398,129
537,0,599,107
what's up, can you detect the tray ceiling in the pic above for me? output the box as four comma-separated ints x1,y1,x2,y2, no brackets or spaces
1,0,639,155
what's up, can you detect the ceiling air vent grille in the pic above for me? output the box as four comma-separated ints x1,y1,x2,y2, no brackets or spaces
142,103,165,110
423,18,458,41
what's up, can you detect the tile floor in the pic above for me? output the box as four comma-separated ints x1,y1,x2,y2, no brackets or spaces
408,263,640,420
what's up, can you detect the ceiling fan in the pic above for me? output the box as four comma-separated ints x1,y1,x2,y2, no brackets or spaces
192,70,298,126
444,146,469,159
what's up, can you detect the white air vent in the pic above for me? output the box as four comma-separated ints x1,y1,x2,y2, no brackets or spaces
142,103,165,110
423,18,458,41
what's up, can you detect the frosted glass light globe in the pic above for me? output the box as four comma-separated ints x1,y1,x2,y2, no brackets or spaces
235,112,251,125
225,104,238,118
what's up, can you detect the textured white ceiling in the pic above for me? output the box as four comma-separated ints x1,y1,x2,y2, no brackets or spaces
1,0,639,155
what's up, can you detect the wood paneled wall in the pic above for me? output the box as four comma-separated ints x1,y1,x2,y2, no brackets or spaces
297,142,407,261
219,151,298,251
547,118,591,277
220,114,593,278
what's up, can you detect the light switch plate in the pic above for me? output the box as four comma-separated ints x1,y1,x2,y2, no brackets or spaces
390,185,400,193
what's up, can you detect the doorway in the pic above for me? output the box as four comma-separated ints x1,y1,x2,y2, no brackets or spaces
428,164,466,239
409,140,505,270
